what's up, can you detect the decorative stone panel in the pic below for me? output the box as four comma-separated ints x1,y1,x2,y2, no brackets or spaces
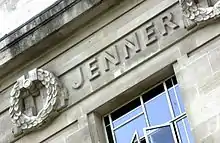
180,0,220,29
9,68,68,136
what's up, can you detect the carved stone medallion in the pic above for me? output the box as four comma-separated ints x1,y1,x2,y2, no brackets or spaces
180,0,220,28
9,68,68,135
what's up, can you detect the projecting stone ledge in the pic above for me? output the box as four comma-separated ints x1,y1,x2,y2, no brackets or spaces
0,0,117,78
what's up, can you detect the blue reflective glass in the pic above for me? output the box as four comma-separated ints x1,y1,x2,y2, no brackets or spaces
168,87,181,117
177,118,194,143
147,126,175,143
145,92,172,126
114,115,146,143
175,85,185,113
177,120,188,143
185,118,195,143
113,106,143,128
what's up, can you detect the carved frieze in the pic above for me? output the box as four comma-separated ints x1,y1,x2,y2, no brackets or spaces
67,6,185,99
9,68,68,136
180,0,220,28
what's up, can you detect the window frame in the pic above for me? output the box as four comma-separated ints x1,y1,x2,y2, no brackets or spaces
103,75,192,143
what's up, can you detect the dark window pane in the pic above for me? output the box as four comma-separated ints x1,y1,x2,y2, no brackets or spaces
168,87,181,117
145,92,172,126
106,126,114,143
141,138,146,143
115,115,146,143
143,83,164,102
172,76,178,85
113,106,142,128
147,126,175,143
177,118,194,143
111,98,141,121
165,78,173,89
104,116,110,126
130,132,140,143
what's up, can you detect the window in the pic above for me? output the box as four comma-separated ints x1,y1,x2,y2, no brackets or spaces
103,76,194,143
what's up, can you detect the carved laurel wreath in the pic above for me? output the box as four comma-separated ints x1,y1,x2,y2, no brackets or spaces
181,0,220,23
9,69,61,131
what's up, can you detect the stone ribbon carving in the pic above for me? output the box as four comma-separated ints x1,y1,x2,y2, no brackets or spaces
180,0,220,27
9,68,68,134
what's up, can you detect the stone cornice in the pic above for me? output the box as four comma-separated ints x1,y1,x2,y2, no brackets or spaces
0,0,116,77
0,0,77,47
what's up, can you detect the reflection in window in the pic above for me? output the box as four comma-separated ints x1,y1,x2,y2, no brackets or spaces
114,115,146,143
104,76,194,143
176,117,195,143
145,92,172,126
146,126,175,143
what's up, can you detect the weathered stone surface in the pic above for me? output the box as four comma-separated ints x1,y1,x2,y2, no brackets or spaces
0,0,180,113
66,125,92,143
81,41,181,114
0,0,101,51
175,55,212,87
204,129,220,143
0,111,14,143
0,0,115,78
1,0,220,143
174,32,220,142
0,0,57,38
88,113,106,143
208,46,220,73
42,122,78,143
192,113,220,143
14,104,82,143
0,0,145,92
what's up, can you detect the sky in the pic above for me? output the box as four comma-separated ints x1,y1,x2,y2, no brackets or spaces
0,0,57,39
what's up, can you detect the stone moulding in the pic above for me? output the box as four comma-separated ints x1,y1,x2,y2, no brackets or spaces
0,0,105,79
180,0,220,28
9,68,68,136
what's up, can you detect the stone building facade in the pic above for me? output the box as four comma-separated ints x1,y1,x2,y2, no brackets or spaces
0,0,220,142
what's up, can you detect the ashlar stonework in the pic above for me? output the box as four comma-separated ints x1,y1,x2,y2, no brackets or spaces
0,0,220,143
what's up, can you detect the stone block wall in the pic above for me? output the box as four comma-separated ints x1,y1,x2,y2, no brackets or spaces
0,0,220,142
174,36,220,142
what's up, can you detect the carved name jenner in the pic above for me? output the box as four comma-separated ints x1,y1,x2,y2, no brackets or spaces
71,12,180,90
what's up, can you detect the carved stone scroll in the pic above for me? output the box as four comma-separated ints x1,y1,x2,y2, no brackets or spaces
9,68,68,136
180,0,220,29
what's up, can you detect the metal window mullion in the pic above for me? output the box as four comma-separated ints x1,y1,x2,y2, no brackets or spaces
143,127,150,143
140,96,150,127
170,112,187,143
106,76,175,117
144,123,170,143
109,115,117,143
170,122,179,143
103,118,111,143
164,81,179,143
145,122,170,130
171,113,188,143
173,119,183,143
113,105,142,124
113,112,144,131
182,118,191,143
173,113,187,123
143,91,165,105
163,82,175,119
